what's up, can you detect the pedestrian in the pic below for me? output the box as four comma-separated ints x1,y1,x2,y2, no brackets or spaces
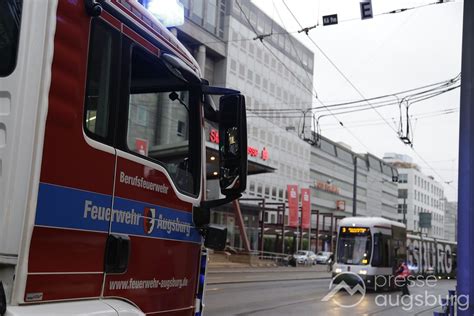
395,260,411,296
327,253,335,273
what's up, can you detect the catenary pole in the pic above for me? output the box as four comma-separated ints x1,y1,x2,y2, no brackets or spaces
458,2,474,314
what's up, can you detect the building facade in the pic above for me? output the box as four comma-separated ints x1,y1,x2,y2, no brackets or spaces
384,153,446,239
168,0,402,253
172,0,313,250
308,136,399,251
444,200,457,242
310,136,399,220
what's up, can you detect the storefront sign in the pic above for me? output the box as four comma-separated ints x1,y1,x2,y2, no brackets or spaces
261,147,269,161
336,200,345,211
301,188,311,229
135,138,149,156
209,129,269,161
287,185,299,227
316,181,340,194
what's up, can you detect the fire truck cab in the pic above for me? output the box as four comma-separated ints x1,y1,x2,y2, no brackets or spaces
0,0,247,315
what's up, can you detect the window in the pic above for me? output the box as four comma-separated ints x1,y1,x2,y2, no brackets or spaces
0,0,22,76
398,174,408,183
84,20,120,141
248,42,254,55
255,74,261,87
177,120,186,136
231,30,239,46
125,47,200,195
247,69,253,82
239,64,245,77
398,204,407,214
336,147,352,163
191,0,204,20
264,53,269,66
319,139,336,156
205,0,217,30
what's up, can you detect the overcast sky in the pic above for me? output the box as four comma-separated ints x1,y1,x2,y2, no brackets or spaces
251,0,463,201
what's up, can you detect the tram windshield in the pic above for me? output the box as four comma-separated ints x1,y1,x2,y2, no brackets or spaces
337,227,372,265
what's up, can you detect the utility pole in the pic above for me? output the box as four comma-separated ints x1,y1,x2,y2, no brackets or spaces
458,1,474,313
352,155,358,217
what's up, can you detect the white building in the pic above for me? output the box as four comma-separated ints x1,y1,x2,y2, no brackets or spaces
384,153,446,238
444,200,457,242
173,0,313,250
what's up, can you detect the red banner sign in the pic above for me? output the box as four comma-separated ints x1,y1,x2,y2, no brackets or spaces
135,138,148,156
287,185,299,227
301,188,311,229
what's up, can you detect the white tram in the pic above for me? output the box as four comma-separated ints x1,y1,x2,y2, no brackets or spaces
333,217,456,290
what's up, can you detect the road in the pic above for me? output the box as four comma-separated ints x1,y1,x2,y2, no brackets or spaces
204,268,456,315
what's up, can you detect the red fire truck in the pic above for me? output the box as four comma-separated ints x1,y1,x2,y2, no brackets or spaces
0,0,247,315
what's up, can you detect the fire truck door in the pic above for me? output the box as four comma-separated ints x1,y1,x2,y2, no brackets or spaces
102,34,202,315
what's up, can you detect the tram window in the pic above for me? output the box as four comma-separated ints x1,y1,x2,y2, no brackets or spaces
0,0,22,76
336,228,372,265
124,46,200,195
372,233,392,267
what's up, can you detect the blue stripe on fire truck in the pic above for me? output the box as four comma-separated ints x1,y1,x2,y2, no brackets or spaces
35,183,202,243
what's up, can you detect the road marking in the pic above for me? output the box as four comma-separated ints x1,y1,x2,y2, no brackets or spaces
206,287,220,291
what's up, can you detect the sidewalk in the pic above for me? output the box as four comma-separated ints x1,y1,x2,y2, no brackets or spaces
208,265,329,274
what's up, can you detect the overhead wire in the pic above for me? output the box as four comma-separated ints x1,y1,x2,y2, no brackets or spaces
247,74,460,113
236,0,378,151
235,0,366,147
193,1,453,47
279,0,460,188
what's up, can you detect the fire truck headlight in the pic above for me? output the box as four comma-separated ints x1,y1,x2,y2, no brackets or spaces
335,268,342,273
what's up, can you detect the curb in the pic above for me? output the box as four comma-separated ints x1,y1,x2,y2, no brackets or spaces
207,267,329,274
206,276,332,285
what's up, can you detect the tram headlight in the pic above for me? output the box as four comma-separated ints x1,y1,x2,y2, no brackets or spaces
359,269,368,275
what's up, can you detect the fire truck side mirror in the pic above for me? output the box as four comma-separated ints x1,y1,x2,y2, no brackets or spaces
218,94,247,196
